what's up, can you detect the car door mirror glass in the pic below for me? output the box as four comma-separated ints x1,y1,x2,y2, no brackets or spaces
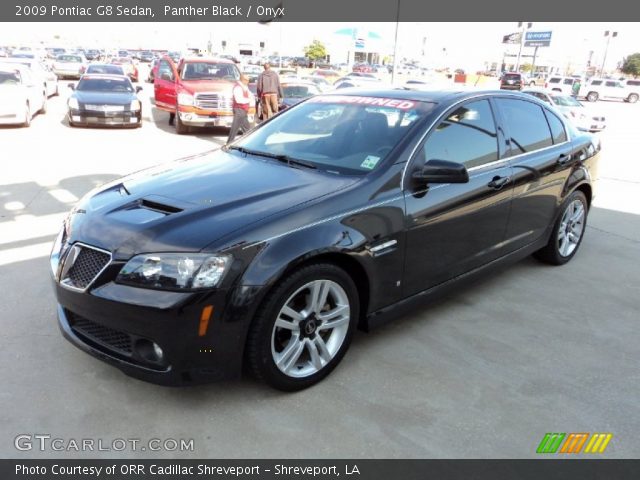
413,159,469,184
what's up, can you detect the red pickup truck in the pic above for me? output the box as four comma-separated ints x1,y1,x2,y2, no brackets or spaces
153,56,254,134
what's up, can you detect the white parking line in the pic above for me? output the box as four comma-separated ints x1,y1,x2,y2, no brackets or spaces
0,241,52,266
48,188,79,204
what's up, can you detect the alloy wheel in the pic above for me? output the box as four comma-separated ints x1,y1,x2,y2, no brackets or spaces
557,199,586,257
271,279,350,378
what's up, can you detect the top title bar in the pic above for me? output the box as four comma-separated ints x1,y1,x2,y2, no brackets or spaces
2,0,639,21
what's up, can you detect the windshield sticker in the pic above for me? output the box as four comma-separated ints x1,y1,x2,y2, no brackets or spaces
361,155,381,170
310,95,416,109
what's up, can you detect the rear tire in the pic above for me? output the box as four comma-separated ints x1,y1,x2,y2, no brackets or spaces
586,92,599,102
534,191,588,265
246,263,359,391
627,93,639,104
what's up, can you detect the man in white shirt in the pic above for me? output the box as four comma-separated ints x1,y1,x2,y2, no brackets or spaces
227,74,253,144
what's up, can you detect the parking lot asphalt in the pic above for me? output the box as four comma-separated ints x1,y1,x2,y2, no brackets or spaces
1,75,639,459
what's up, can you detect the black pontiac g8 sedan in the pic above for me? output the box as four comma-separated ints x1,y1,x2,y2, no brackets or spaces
51,89,600,390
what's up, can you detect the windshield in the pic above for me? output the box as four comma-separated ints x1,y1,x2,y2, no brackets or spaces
181,62,239,81
234,95,435,175
0,71,21,85
283,85,320,98
77,77,133,93
87,65,124,75
552,95,582,107
58,55,82,63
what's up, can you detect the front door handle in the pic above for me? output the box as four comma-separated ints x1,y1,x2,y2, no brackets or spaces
557,153,573,166
487,176,510,190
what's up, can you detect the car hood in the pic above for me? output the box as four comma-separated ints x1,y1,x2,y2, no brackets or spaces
179,80,234,93
73,91,136,105
68,149,358,257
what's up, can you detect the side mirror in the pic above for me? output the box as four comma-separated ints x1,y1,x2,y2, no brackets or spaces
68,83,75,90
136,86,143,93
413,159,469,184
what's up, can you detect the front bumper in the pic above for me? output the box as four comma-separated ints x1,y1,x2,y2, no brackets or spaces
0,111,25,125
53,277,254,385
69,108,141,127
177,110,236,127
54,69,82,78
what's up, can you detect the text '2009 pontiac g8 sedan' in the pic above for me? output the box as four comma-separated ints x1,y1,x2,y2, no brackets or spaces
50,89,600,390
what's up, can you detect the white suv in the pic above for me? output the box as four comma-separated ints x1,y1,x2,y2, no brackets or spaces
622,79,640,103
581,78,638,103
545,76,579,95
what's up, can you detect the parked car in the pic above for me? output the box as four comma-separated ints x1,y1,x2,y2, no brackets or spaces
84,49,101,61
147,58,159,83
580,78,637,103
139,51,154,63
312,69,341,82
85,64,125,76
67,74,143,128
522,88,606,132
352,63,374,73
545,76,580,95
154,56,254,133
500,72,524,90
52,53,87,79
254,80,321,119
300,75,333,92
49,89,601,390
333,76,382,89
0,57,59,97
110,57,139,82
0,64,47,126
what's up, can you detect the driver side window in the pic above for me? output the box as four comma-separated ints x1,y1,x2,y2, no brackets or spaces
420,99,499,169
158,60,174,81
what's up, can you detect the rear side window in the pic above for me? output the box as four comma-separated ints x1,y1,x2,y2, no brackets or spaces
422,99,498,169
495,98,553,154
548,78,561,84
543,110,567,144
563,78,575,85
590,80,602,86
605,81,619,87
627,80,640,87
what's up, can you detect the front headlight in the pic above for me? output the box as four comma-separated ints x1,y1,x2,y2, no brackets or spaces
130,99,141,111
68,97,79,109
177,92,194,106
116,253,232,290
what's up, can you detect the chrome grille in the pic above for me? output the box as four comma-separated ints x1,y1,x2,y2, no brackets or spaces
195,92,232,111
61,244,111,290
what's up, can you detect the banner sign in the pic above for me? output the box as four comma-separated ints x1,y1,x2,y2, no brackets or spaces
525,31,553,47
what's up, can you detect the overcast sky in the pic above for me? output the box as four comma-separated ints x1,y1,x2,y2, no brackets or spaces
2,22,638,70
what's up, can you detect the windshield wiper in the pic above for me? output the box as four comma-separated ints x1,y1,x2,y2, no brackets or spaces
227,146,317,169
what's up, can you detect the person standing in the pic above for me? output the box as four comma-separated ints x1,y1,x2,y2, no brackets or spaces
256,62,283,120
227,74,253,144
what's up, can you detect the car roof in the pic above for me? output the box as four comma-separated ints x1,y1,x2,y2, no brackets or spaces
320,88,549,105
87,63,123,68
178,56,235,64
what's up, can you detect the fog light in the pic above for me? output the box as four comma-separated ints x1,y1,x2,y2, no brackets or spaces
135,339,164,363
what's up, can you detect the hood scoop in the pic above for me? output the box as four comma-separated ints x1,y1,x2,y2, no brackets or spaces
140,198,183,214
107,195,192,225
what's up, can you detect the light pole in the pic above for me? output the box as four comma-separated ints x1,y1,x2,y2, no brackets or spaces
600,30,617,77
515,21,532,71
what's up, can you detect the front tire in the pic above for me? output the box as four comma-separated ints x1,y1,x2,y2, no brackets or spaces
627,93,639,104
175,111,189,134
586,92,599,102
534,191,588,265
247,263,359,391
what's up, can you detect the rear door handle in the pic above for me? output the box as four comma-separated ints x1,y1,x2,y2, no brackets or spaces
487,176,510,190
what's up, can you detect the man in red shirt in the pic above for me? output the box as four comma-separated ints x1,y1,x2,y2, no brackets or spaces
227,74,253,144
